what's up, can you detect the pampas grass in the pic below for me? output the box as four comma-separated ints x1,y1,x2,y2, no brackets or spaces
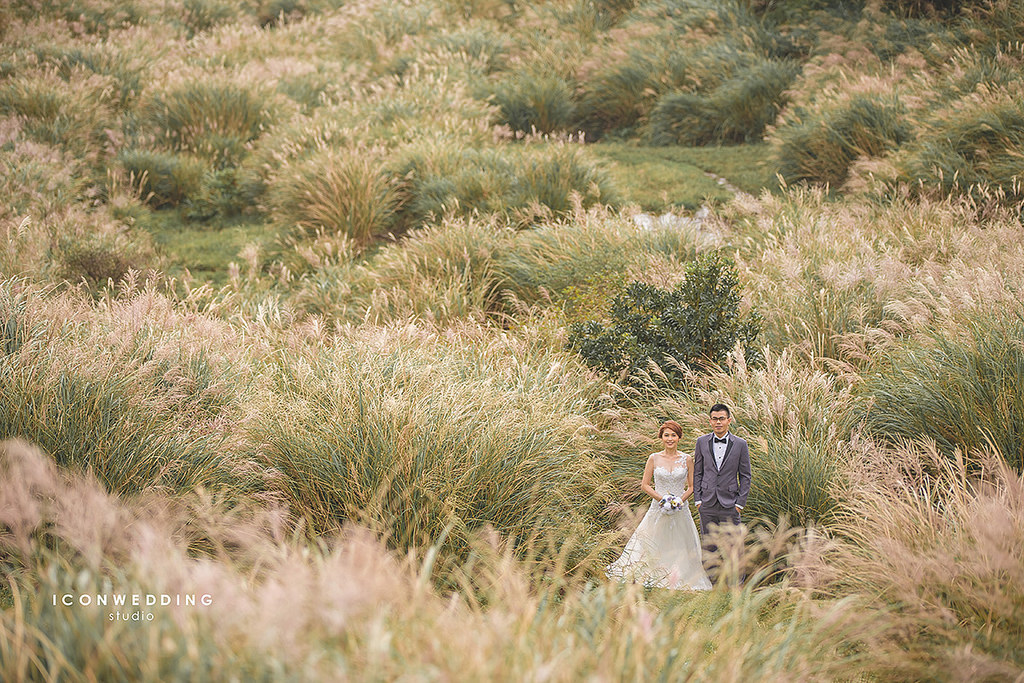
0,439,877,682
805,438,1024,679
4,0,1024,679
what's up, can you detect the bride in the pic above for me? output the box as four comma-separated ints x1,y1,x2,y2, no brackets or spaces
607,420,712,591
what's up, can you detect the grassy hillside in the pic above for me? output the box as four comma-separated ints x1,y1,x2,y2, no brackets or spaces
1,0,1023,680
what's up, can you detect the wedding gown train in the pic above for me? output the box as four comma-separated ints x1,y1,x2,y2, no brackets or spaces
606,459,712,591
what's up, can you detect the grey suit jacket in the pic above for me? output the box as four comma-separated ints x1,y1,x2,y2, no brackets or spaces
693,432,751,509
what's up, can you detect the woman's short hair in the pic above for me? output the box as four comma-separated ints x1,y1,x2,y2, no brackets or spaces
658,420,683,438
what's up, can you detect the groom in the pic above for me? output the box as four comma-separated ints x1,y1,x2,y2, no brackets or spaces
693,403,751,578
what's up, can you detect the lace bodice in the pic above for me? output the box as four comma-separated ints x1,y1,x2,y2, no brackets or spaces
654,459,688,497
607,452,710,591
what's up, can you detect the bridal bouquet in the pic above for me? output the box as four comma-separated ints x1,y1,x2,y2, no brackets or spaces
659,494,684,514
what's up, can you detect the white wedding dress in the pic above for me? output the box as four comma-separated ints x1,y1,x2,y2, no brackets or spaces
606,458,712,591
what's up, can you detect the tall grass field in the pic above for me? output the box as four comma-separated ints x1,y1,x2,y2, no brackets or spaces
1,0,1023,680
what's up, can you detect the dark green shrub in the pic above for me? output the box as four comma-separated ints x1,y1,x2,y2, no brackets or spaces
491,75,576,135
775,95,911,186
118,149,204,208
568,251,762,386
859,312,1024,473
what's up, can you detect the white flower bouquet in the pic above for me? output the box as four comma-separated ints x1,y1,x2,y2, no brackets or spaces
659,494,684,514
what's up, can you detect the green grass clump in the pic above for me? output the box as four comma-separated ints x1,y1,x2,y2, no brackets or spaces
118,149,205,208
0,345,228,497
648,59,799,146
898,87,1024,203
747,431,844,528
253,332,611,556
491,73,577,135
290,216,507,324
56,229,156,287
573,56,661,139
0,72,118,157
859,310,1024,473
139,81,272,165
698,350,851,528
775,95,912,187
507,144,620,222
493,208,651,308
0,281,243,496
269,147,401,244
388,142,618,230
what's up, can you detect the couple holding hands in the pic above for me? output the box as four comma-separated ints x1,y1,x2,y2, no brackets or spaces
606,404,751,591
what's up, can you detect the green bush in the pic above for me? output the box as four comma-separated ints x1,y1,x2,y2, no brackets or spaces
858,311,1024,473
775,95,911,186
118,149,204,208
568,251,762,386
491,75,577,135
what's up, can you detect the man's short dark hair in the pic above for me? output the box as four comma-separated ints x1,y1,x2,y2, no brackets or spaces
709,403,731,417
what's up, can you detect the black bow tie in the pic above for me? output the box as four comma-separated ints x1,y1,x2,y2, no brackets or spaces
713,437,727,444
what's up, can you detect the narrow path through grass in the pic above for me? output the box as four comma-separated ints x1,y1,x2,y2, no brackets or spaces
591,142,779,212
